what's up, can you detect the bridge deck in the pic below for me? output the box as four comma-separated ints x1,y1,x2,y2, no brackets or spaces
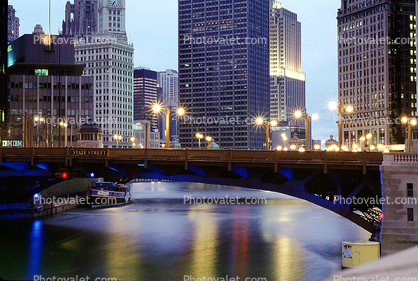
0,148,383,170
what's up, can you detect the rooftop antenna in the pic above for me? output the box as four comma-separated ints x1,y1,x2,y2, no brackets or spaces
49,0,51,49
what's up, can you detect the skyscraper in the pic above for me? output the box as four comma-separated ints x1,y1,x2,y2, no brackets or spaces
178,0,270,149
134,68,158,130
7,5,19,43
337,0,417,147
0,0,8,143
270,1,305,126
74,0,134,148
62,0,98,36
158,69,179,141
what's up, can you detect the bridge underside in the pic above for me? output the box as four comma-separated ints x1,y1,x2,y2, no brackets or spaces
0,157,381,232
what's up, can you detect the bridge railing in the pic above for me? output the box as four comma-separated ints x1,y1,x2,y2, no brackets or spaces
383,153,418,165
0,147,384,166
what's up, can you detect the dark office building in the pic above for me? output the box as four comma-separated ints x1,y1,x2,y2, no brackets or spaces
178,0,270,149
337,0,418,147
6,34,94,147
0,0,8,143
133,68,158,130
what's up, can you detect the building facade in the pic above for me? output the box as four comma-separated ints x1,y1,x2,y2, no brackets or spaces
6,34,94,147
0,0,8,143
7,5,19,43
270,1,306,127
75,35,134,148
337,0,417,148
62,0,98,36
178,0,270,149
158,69,179,141
133,68,158,130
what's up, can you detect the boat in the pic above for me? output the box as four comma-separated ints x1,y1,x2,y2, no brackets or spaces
87,182,131,207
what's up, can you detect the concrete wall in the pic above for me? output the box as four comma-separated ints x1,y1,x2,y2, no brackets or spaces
380,153,418,256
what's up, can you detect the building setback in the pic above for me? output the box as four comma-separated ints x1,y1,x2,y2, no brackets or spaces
7,5,19,43
270,0,305,127
337,0,417,148
178,0,270,149
6,34,94,147
133,68,158,130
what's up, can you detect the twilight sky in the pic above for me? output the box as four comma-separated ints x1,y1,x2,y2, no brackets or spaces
11,0,341,142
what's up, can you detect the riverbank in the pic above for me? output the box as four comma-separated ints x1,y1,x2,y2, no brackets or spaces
0,178,96,219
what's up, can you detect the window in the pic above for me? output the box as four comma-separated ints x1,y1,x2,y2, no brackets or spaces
407,208,414,221
407,183,413,197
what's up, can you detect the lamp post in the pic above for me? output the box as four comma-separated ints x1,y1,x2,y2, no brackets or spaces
329,102,354,150
360,136,365,151
281,133,287,150
401,116,418,152
34,116,45,147
196,133,203,149
114,134,123,148
130,137,136,148
152,104,186,149
59,122,68,147
206,136,212,149
366,133,372,152
294,111,318,151
256,118,278,150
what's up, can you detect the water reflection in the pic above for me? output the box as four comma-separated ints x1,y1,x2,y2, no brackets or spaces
188,205,218,278
0,182,370,281
26,220,44,279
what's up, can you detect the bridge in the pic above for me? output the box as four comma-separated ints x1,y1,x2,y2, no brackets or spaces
0,147,416,255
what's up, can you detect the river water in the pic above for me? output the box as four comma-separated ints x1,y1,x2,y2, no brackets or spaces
0,182,370,281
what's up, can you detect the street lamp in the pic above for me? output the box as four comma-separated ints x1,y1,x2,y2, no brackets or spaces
329,102,354,151
281,133,288,150
255,117,278,150
152,103,186,148
401,116,417,152
366,133,372,152
59,122,68,147
130,137,136,148
34,116,45,147
206,136,212,149
294,111,318,151
113,134,123,148
196,133,204,149
360,136,365,151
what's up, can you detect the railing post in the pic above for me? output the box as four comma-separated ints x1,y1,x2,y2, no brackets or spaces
185,148,189,170
144,148,148,169
363,151,367,175
69,147,73,167
274,149,278,173
65,147,69,167
105,148,109,168
31,147,35,166
228,148,232,171
324,151,328,174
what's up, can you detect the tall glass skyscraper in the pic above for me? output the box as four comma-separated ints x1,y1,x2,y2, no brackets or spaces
178,0,270,149
270,1,305,127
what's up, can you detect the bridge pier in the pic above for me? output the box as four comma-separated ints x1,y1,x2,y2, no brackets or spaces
380,153,418,256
